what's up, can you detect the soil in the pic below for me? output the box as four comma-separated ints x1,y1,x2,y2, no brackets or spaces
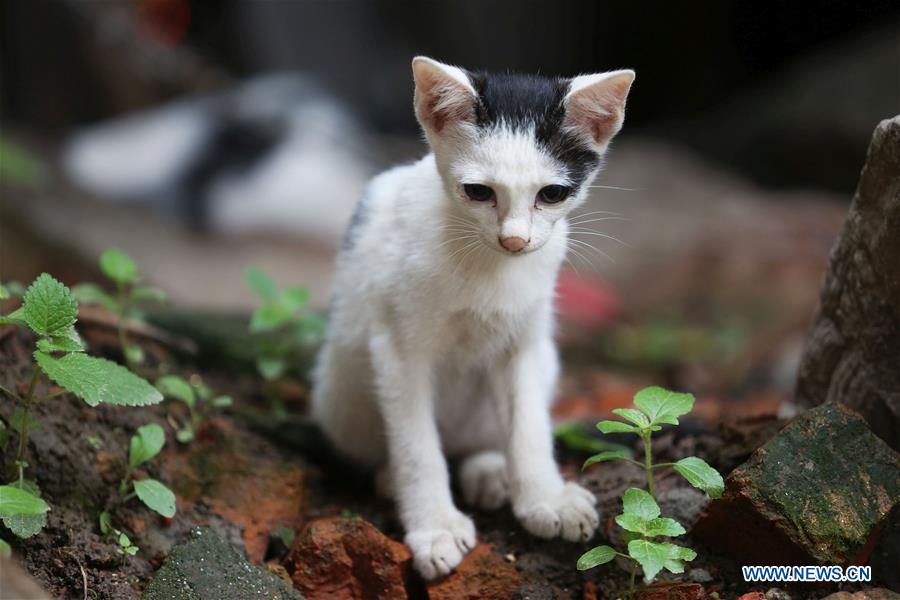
0,325,891,599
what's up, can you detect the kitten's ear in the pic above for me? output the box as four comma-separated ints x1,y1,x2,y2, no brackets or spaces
412,56,477,133
564,70,635,147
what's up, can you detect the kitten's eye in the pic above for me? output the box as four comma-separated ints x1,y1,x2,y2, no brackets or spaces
537,185,571,204
463,184,495,202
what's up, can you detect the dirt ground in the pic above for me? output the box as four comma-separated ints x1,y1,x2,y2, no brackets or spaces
1,319,889,599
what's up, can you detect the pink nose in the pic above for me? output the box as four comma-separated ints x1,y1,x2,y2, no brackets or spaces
500,236,528,252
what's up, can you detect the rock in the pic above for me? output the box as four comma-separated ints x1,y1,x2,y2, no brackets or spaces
689,568,713,583
693,403,900,566
737,594,766,600
636,581,706,600
822,590,900,600
285,516,411,600
164,417,306,563
142,528,302,600
765,589,791,600
426,543,528,600
511,582,557,599
657,487,708,529
796,115,900,450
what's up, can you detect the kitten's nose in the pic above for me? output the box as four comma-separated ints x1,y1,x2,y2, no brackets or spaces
500,236,528,253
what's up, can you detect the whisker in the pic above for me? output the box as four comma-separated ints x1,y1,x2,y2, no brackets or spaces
569,237,616,264
565,244,600,274
587,185,643,191
568,231,630,247
570,210,624,218
567,216,630,227
435,234,479,250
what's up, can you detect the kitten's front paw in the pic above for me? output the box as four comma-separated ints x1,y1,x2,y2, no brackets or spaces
405,511,476,580
514,482,599,542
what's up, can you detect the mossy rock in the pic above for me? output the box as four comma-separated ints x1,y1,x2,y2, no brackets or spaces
694,402,900,565
142,528,302,600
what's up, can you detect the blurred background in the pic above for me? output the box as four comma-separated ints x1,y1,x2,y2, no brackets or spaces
2,0,899,421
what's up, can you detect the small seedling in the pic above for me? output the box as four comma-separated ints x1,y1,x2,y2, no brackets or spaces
155,374,232,443
99,510,139,555
576,386,724,598
118,424,176,519
245,267,324,381
72,248,167,370
0,274,163,482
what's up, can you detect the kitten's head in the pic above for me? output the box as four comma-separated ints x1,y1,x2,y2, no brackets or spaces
412,56,634,255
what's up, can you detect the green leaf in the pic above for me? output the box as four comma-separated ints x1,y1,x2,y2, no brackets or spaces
123,544,139,555
256,356,286,381
0,485,50,516
99,511,112,535
597,420,639,434
125,345,145,365
118,532,132,548
612,408,651,428
23,273,78,336
628,540,697,583
176,427,194,444
0,537,10,558
193,381,211,400
615,513,648,533
155,375,195,407
642,517,687,537
0,308,27,327
583,449,631,470
35,351,163,407
71,283,118,312
3,511,46,538
633,386,695,426
211,395,232,408
36,326,85,354
555,422,634,456
627,539,667,582
8,407,41,434
129,423,165,469
622,488,660,520
100,248,137,284
0,284,8,300
576,545,617,570
5,282,26,297
133,479,176,518
245,267,278,302
673,457,724,498
250,304,292,333
281,287,309,311
131,286,167,303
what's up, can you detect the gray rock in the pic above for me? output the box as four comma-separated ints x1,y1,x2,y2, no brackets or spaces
796,115,900,450
688,567,713,583
657,486,708,529
142,528,302,600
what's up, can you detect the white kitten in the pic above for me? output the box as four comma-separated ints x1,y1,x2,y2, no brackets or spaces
312,56,634,579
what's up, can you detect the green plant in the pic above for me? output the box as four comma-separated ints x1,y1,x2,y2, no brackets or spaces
0,481,50,556
155,374,232,443
245,267,324,381
0,274,163,471
72,248,167,370
576,386,724,598
99,510,139,555
118,423,176,519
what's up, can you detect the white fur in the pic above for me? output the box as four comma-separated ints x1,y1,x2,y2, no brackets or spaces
312,57,632,579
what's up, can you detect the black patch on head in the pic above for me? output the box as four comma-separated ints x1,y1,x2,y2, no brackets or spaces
469,71,600,189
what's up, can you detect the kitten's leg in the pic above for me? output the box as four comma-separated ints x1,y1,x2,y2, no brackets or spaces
459,451,509,511
369,329,476,580
496,336,599,542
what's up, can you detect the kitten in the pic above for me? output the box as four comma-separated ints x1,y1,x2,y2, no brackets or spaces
312,56,634,579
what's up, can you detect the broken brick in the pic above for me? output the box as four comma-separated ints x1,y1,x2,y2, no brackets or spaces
693,403,900,565
427,543,528,600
